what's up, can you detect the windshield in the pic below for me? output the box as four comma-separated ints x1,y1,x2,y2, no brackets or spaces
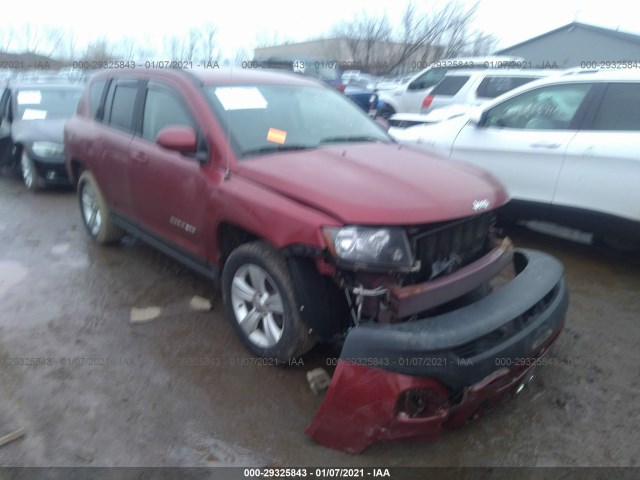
15,87,83,120
205,84,391,158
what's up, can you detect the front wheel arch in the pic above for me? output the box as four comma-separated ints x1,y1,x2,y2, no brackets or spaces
221,240,316,362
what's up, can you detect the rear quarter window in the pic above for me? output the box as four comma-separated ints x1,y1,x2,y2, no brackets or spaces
476,76,539,99
431,76,470,96
590,83,640,131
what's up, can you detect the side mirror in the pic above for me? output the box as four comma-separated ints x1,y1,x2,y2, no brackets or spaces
375,117,390,131
156,125,197,153
468,107,486,127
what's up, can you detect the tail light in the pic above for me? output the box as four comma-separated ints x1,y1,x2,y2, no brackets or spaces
422,95,434,111
335,83,346,93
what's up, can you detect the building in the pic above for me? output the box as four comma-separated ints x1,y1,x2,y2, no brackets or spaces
496,22,640,68
254,38,441,75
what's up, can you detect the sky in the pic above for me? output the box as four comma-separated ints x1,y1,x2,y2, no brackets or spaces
1,0,638,59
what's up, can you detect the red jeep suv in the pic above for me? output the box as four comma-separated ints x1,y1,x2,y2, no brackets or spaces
64,68,568,452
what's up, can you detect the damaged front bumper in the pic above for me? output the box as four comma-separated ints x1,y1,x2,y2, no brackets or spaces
306,248,568,452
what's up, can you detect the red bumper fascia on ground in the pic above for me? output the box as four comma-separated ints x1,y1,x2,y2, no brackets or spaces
307,329,560,453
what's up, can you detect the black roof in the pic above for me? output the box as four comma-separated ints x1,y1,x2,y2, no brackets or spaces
496,22,640,53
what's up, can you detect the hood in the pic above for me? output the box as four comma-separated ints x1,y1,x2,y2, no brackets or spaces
11,119,66,145
235,143,508,225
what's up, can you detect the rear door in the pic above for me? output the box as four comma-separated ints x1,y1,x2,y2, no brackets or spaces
128,80,208,257
449,82,595,209
555,82,640,223
96,78,141,217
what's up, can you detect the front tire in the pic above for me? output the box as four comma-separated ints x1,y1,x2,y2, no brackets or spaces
77,170,124,244
21,152,43,191
221,241,315,363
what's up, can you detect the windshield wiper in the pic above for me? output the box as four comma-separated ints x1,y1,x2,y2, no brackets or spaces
241,144,316,157
318,135,385,144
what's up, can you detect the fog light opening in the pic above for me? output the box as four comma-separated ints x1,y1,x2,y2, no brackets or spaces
398,388,448,418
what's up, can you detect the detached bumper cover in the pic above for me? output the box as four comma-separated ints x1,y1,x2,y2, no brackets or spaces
307,248,568,452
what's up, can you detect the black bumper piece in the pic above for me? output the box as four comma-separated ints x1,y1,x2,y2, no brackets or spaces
339,248,569,391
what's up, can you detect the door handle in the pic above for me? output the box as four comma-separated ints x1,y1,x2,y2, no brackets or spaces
131,151,149,164
530,141,561,149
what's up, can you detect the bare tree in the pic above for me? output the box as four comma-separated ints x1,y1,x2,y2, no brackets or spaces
42,27,70,58
58,31,77,62
383,1,480,72
20,23,43,52
112,37,137,61
164,35,185,61
184,28,200,62
331,12,392,72
255,31,292,48
465,31,498,56
0,27,16,51
83,38,114,62
319,1,487,74
201,23,218,63
234,48,251,65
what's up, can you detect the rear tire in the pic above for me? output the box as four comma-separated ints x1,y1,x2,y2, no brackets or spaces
221,241,315,363
77,170,124,244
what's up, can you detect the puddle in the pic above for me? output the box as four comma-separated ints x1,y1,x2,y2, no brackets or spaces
169,432,268,466
51,243,71,256
0,261,28,296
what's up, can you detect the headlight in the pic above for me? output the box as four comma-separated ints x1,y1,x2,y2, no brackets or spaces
31,141,64,158
323,226,414,271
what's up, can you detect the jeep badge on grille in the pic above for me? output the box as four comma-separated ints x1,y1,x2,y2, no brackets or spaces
472,199,490,211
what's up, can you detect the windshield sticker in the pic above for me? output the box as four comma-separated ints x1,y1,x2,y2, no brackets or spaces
22,109,47,120
266,128,287,144
17,90,42,105
214,87,268,110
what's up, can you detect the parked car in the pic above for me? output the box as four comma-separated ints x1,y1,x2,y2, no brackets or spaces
65,68,567,452
388,69,555,132
392,70,640,246
257,57,378,114
0,82,83,189
376,56,525,118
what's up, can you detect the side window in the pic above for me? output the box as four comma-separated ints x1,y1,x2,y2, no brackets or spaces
408,68,447,91
476,76,538,99
0,89,11,121
107,83,138,132
89,79,108,119
431,76,470,96
484,83,592,130
141,86,195,142
591,83,640,131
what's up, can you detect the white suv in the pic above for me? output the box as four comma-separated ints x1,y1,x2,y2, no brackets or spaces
389,69,556,131
376,56,524,118
393,70,640,246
